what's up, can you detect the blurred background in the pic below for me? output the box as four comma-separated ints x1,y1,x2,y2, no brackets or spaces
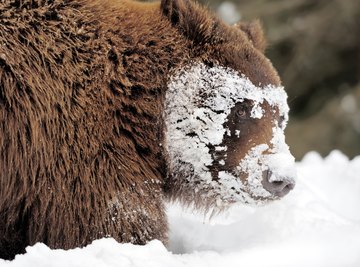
199,0,360,160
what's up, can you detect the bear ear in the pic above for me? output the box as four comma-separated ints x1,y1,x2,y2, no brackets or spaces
235,20,267,52
161,0,225,45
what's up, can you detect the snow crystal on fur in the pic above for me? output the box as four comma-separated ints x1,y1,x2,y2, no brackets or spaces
164,62,294,205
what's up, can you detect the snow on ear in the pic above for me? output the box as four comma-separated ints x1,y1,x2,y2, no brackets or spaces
160,0,228,45
235,20,266,52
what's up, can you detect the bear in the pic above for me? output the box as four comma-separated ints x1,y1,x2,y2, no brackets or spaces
0,0,296,260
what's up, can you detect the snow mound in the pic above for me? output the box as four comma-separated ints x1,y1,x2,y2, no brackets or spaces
2,150,360,267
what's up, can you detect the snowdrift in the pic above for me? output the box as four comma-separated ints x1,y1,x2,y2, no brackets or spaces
1,150,360,267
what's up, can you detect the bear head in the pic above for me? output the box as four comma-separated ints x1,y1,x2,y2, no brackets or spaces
161,0,296,210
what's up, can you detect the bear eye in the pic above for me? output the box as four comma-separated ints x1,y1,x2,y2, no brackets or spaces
235,101,252,120
235,107,247,119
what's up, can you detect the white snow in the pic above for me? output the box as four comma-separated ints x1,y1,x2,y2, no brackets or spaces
2,150,360,267
341,94,357,114
217,2,241,24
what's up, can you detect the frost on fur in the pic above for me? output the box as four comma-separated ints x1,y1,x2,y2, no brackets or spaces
164,62,296,209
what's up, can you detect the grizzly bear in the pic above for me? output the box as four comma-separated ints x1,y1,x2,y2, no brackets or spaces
0,0,296,260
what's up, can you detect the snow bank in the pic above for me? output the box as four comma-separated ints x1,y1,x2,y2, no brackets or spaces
1,150,360,267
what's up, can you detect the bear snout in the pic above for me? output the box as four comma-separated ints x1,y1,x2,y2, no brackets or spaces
261,170,296,197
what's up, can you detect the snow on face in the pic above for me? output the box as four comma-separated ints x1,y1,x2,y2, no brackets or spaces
164,62,296,206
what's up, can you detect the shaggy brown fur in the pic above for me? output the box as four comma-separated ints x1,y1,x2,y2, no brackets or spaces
0,0,280,260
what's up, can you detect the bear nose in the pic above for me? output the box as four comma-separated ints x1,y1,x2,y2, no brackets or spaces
262,170,295,197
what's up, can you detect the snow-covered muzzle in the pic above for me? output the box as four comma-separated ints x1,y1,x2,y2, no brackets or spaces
163,62,296,208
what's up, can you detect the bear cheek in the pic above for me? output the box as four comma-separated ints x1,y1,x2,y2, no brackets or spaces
222,104,275,183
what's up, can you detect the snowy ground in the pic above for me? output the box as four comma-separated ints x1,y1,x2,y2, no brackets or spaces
1,150,360,267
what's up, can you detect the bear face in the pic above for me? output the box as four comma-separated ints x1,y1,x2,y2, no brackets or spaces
161,0,296,209
164,63,296,209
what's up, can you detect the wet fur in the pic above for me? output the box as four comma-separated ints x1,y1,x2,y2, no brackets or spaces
0,0,280,260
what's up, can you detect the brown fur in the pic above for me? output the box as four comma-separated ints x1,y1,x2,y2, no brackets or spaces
236,20,267,53
0,0,280,260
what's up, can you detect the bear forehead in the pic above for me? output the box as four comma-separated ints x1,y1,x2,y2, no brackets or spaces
165,63,288,155
166,62,289,123
199,44,282,89
160,0,281,87
179,24,282,88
